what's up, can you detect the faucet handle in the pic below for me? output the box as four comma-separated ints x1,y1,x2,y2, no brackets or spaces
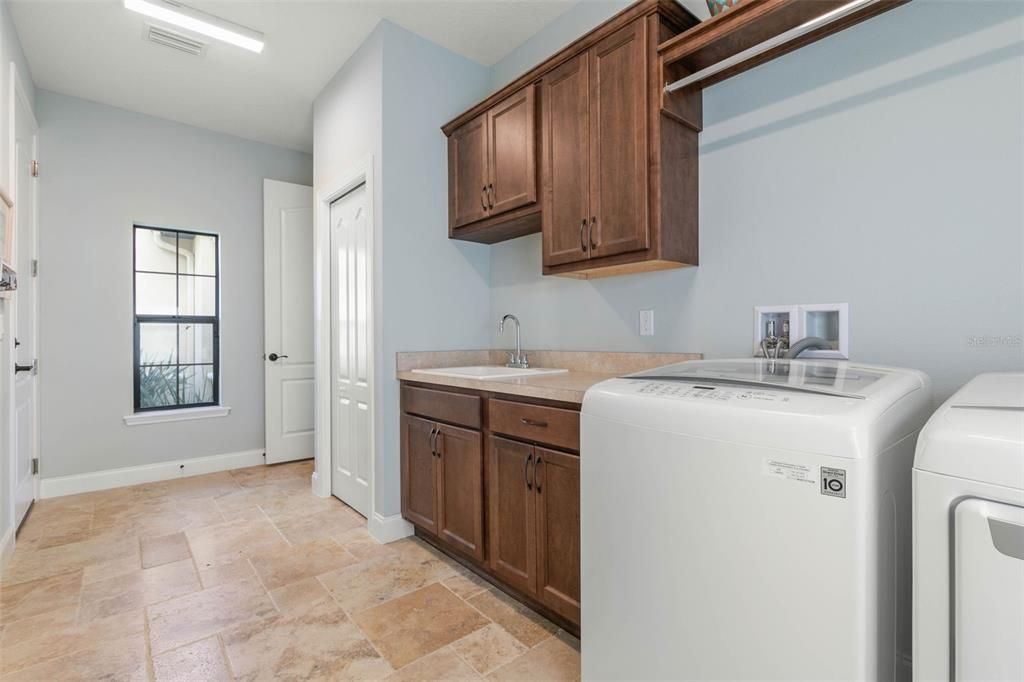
519,352,529,368
507,351,516,367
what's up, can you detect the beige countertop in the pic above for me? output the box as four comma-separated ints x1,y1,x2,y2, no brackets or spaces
396,350,701,404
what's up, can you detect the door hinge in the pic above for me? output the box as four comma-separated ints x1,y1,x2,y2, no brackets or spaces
31,458,38,475
31,259,38,277
30,160,39,177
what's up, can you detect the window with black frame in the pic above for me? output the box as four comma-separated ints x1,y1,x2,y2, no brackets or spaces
133,226,219,411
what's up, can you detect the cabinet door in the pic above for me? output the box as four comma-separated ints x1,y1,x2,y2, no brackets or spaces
488,436,537,595
487,87,537,216
448,114,489,229
401,414,438,535
436,424,485,562
588,19,649,259
534,447,581,624
541,53,591,267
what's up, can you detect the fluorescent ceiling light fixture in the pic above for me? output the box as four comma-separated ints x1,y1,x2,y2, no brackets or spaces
124,0,264,53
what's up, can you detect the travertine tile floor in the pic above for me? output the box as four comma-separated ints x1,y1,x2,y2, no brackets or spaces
0,460,580,681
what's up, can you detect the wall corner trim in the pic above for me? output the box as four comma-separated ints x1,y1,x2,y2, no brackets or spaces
368,512,414,544
38,448,265,499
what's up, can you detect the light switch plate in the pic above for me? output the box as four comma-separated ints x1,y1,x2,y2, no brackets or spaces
639,309,655,336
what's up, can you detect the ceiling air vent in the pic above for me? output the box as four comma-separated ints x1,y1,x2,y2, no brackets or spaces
145,24,206,56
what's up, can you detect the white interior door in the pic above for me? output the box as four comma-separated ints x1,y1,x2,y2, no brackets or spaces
330,183,371,516
12,77,38,529
263,179,314,464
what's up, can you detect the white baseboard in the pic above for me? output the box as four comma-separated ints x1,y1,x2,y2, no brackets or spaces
39,448,266,499
368,512,414,544
0,523,14,574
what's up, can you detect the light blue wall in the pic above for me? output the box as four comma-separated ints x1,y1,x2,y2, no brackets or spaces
378,22,492,515
490,1,630,90
488,0,1024,401
38,91,313,479
315,21,492,517
313,25,383,193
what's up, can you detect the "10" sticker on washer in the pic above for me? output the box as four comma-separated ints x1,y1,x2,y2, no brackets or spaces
820,467,847,498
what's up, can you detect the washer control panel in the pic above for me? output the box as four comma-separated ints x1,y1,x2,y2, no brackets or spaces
632,381,791,404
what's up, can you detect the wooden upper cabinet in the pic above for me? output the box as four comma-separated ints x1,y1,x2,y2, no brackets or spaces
488,435,537,596
448,114,489,230
445,0,701,275
436,423,485,562
541,53,590,268
588,20,649,259
401,415,438,535
534,446,581,624
446,88,540,243
488,87,537,216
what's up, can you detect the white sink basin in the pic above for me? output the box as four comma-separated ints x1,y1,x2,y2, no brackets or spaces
411,366,568,381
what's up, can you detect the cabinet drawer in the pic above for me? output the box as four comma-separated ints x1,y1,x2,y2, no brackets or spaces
489,399,579,452
402,385,482,429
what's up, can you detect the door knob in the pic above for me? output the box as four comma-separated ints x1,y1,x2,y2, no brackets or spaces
268,353,288,362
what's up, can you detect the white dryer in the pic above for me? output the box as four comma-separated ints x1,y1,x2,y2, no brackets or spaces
581,359,932,681
913,372,1024,682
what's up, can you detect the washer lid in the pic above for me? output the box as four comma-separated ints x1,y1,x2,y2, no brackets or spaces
951,373,1024,410
628,359,891,399
915,373,1024,490
584,359,931,459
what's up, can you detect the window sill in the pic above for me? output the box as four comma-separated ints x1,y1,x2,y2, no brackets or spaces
123,405,231,427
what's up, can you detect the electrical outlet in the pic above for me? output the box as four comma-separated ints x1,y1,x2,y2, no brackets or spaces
639,309,655,336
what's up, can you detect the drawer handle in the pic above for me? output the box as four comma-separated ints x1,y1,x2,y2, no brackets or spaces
525,453,533,490
520,417,548,428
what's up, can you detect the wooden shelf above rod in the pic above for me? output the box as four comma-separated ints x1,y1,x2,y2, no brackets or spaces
659,0,909,92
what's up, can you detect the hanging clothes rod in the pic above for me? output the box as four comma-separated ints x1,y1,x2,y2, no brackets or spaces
664,0,885,93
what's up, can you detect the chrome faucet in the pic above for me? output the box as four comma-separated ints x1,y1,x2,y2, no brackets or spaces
499,314,529,368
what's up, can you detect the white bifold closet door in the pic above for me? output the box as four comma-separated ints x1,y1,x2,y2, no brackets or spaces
329,183,371,517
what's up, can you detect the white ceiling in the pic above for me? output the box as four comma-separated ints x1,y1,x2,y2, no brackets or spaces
9,0,591,152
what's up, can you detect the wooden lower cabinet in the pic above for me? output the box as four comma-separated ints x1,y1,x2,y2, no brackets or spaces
437,424,485,562
401,415,438,535
535,446,582,623
488,436,581,624
400,384,581,630
488,436,538,595
401,415,485,562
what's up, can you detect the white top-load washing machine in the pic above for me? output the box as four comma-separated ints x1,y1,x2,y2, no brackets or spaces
581,359,932,681
913,372,1024,682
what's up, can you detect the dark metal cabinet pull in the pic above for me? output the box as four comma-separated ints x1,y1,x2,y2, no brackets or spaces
488,184,495,208
481,187,488,212
520,417,548,428
429,426,438,457
590,216,598,249
579,219,588,252
525,453,533,490
535,457,542,493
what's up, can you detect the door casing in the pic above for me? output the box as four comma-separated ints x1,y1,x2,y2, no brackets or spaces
9,64,39,534
311,156,405,541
